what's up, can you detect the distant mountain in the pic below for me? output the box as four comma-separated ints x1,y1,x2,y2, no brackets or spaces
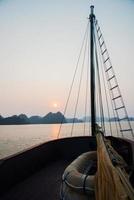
82,116,134,122
82,116,109,122
0,112,66,125
29,116,42,124
0,114,29,125
41,112,66,124
66,118,83,123
129,117,134,121
0,115,3,120
0,113,134,125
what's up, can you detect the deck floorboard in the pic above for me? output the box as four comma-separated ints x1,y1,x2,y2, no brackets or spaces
0,160,69,200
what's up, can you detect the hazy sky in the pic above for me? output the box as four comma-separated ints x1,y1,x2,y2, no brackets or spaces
0,0,134,117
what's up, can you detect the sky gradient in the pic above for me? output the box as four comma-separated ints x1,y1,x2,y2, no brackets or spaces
0,0,134,117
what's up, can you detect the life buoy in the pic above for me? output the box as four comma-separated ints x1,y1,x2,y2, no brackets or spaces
60,151,97,200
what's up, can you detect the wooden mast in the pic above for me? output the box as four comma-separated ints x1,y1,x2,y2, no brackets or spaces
90,6,96,136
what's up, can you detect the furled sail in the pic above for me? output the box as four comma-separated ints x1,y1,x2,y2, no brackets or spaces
95,133,134,200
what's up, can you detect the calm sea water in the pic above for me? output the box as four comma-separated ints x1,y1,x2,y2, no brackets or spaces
0,122,134,159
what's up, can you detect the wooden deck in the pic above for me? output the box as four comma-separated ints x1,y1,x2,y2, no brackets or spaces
0,160,70,200
0,136,133,200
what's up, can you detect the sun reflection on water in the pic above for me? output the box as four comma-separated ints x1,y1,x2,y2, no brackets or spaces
51,124,60,139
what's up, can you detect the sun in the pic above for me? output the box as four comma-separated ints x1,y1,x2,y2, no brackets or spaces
53,103,58,108
51,101,60,109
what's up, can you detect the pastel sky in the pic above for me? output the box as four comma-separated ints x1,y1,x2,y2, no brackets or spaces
0,0,134,117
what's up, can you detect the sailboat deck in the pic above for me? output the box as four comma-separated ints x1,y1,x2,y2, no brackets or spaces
0,136,133,200
0,160,70,200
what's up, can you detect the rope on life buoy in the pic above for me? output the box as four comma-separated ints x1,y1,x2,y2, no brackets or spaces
60,151,97,200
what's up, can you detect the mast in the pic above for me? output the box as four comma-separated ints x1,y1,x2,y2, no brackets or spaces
90,6,96,136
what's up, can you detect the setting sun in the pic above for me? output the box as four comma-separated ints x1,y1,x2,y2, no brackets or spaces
49,102,60,110
53,103,58,108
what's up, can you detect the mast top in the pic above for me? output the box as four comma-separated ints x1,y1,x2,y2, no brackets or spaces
90,5,94,15
89,5,95,20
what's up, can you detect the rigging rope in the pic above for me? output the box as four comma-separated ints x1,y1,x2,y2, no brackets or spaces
93,30,105,134
57,21,90,138
57,17,134,140
83,31,90,135
95,21,121,137
95,20,134,140
71,24,89,136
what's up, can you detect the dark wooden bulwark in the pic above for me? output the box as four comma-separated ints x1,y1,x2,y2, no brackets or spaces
0,136,96,196
0,136,133,200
